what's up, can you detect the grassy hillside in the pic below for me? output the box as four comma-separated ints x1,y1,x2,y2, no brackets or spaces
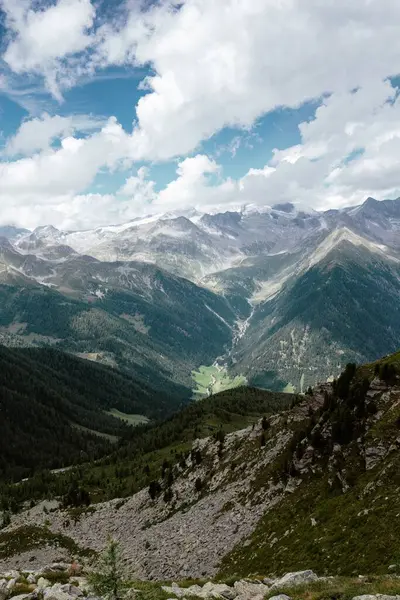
0,346,176,482
219,353,400,577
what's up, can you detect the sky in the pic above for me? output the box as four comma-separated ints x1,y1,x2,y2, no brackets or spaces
1,0,400,230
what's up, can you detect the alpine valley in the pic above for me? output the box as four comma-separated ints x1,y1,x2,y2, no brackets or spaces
1,196,400,397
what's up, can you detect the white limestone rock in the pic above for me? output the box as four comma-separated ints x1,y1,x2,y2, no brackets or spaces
271,571,319,589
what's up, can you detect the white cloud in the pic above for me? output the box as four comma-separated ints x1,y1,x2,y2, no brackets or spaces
113,0,400,160
0,117,129,196
4,0,400,156
118,166,157,207
4,113,106,155
2,0,95,99
238,81,400,210
3,81,400,229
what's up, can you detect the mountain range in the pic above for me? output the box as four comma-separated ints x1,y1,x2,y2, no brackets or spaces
0,196,399,394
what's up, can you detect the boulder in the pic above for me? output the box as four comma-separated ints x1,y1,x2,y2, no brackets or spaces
59,585,83,597
161,584,187,599
352,596,400,600
183,586,204,598
0,580,8,600
271,571,318,590
6,579,16,591
41,564,69,575
269,596,292,600
233,580,269,599
201,583,237,599
4,572,19,580
43,589,76,600
27,575,36,585
37,578,51,589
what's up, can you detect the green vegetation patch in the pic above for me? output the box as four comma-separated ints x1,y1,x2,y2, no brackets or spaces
192,365,247,398
0,525,94,560
106,409,150,426
265,577,400,600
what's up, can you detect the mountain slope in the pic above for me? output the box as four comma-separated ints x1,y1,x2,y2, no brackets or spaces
0,251,238,397
220,354,400,577
2,352,400,579
0,346,175,482
228,232,400,392
1,385,293,506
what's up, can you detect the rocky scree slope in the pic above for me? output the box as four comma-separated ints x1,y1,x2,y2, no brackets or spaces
2,353,400,580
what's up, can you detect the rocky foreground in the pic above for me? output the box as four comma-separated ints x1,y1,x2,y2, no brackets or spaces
1,565,400,600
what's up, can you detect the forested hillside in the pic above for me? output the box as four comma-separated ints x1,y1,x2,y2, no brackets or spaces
0,385,293,509
0,346,177,482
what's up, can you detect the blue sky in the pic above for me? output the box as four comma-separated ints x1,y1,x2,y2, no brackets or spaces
1,0,400,230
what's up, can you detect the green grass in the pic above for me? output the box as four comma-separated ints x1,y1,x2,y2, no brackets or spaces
9,584,36,597
219,442,400,578
106,409,150,426
72,423,119,443
0,525,94,560
192,365,247,399
265,577,400,600
126,580,171,600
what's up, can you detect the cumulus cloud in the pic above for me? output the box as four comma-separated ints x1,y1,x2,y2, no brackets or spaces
110,0,400,159
238,81,400,210
4,0,400,155
3,81,400,229
4,113,106,155
1,0,95,99
2,0,400,228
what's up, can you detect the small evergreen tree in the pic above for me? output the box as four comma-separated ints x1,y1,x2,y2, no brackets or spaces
0,511,10,529
148,480,161,500
88,538,126,600
261,416,270,430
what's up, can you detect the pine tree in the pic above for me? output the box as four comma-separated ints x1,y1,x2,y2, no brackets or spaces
88,538,126,600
